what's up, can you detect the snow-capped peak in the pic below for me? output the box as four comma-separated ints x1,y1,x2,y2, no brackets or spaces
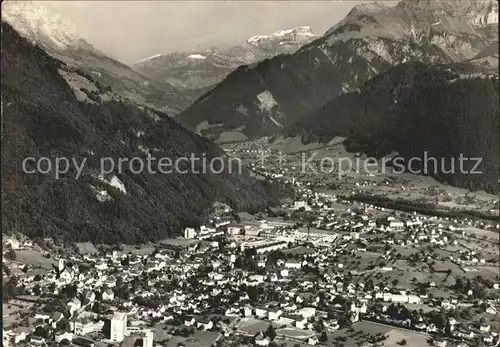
246,26,317,45
2,0,86,50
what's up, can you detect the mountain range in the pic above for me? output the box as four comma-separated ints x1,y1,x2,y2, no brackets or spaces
132,26,319,94
176,0,498,141
1,21,288,244
1,0,192,115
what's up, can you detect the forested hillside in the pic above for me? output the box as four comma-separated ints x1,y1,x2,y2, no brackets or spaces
287,61,499,193
2,22,289,244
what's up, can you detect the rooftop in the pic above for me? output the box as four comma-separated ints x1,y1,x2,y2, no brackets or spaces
112,312,127,321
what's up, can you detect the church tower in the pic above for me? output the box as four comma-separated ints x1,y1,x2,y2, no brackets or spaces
58,258,65,272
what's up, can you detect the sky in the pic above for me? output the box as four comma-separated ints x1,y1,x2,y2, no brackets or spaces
43,1,396,64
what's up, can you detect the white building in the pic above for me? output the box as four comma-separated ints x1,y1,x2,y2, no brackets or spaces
268,309,283,320
285,261,302,269
382,293,420,304
102,290,114,301
184,228,197,239
255,307,268,318
3,329,9,347
4,237,20,250
71,320,104,335
142,329,154,347
59,268,74,285
296,307,316,319
350,302,367,314
228,226,241,235
110,312,127,342
294,201,310,210
389,220,404,229
241,240,287,254
67,298,81,316
55,332,74,343
196,226,224,240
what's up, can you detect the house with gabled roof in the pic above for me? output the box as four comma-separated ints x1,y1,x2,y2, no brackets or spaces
196,317,214,331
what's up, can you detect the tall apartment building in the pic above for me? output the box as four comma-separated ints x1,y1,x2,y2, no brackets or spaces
142,329,154,347
110,312,127,342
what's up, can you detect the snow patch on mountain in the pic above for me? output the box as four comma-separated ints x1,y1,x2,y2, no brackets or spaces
90,185,112,202
136,54,163,64
367,40,393,64
247,26,316,45
256,90,278,113
98,175,127,194
256,91,283,128
319,46,336,66
237,105,249,116
269,116,283,128
187,54,207,60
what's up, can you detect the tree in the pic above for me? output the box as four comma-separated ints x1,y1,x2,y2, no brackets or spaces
387,303,399,320
231,211,241,223
181,327,190,337
2,276,19,302
398,339,407,346
78,264,90,273
454,277,464,292
61,284,77,299
5,248,16,260
56,318,71,332
314,319,324,332
430,312,448,330
319,331,328,343
265,324,276,341
115,285,130,300
34,326,49,339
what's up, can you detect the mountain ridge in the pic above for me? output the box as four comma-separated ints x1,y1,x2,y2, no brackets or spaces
132,26,319,92
2,0,191,115
176,0,497,141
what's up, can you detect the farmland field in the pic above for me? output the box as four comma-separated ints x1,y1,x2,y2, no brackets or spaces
327,321,429,347
15,250,56,269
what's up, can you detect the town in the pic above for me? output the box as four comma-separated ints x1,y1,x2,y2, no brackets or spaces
3,143,500,347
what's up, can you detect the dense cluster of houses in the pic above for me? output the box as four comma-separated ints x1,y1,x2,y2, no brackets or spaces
2,143,499,347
